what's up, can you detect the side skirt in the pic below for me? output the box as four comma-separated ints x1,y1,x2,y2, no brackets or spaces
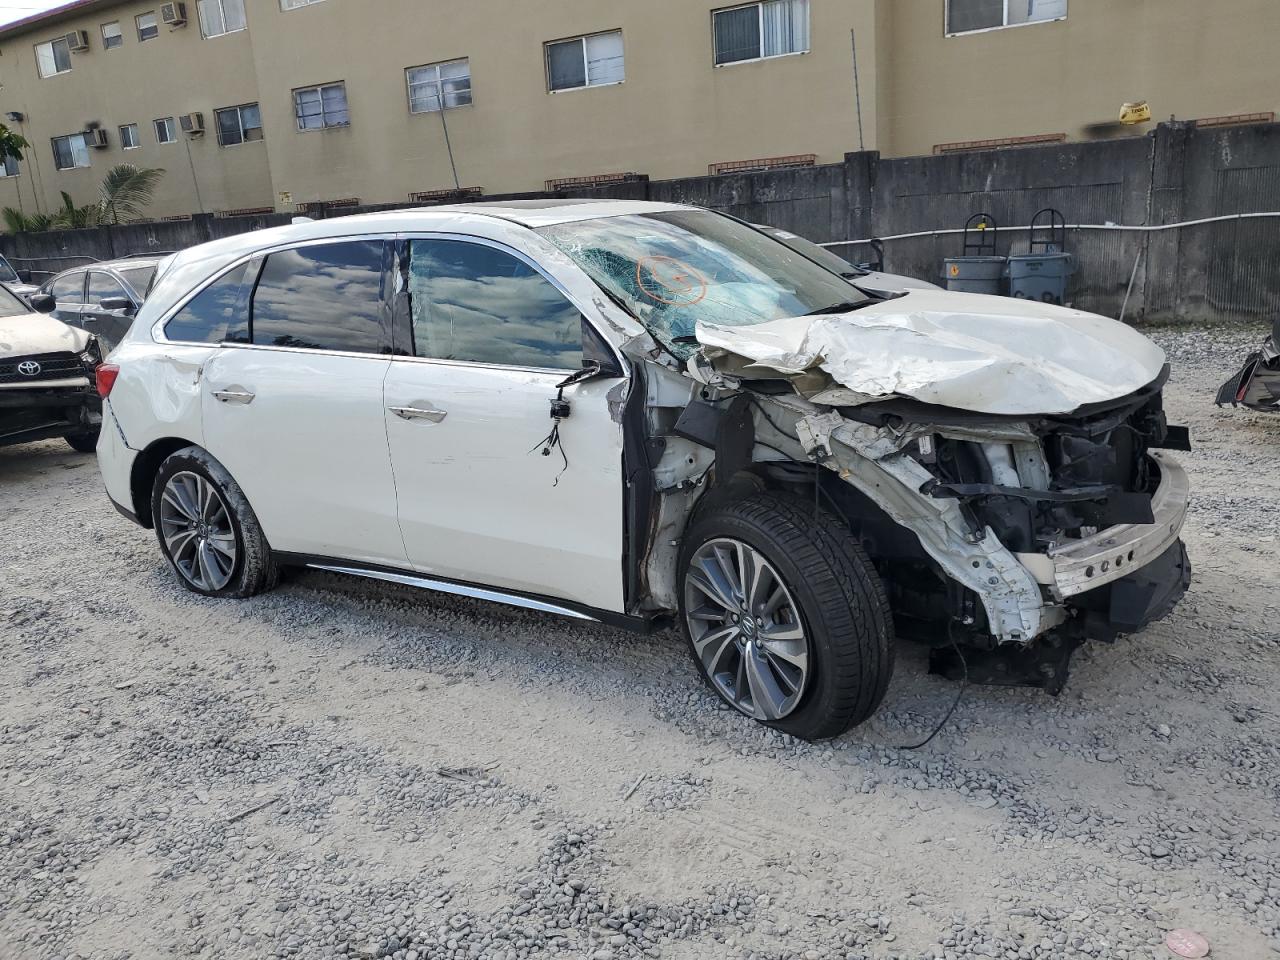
272,552,668,634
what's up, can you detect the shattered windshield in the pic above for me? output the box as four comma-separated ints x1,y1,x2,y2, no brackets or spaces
537,211,867,358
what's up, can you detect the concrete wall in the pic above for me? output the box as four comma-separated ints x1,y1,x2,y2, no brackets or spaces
4,122,1280,325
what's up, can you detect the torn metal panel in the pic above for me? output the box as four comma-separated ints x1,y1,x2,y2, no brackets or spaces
695,290,1167,416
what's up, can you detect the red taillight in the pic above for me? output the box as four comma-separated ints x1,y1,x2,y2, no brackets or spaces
95,363,120,398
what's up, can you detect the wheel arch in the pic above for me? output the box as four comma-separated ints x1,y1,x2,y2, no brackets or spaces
129,437,201,528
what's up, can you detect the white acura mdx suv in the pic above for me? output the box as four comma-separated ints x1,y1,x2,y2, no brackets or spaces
98,200,1191,740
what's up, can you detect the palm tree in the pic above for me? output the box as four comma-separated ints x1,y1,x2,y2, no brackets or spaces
1,207,56,233
57,191,100,229
1,163,166,233
98,164,165,225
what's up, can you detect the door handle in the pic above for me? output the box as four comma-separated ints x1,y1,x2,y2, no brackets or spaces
81,316,97,323
389,405,447,423
212,389,256,405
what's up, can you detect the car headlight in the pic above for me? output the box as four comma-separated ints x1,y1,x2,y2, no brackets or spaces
80,336,103,367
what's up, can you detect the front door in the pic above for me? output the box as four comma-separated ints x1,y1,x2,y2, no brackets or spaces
48,270,86,330
199,238,407,568
384,236,626,613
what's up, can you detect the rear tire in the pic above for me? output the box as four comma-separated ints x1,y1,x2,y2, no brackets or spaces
678,492,894,740
64,427,100,453
150,446,279,599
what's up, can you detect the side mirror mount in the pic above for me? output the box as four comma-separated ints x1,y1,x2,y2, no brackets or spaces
580,317,624,380
99,297,136,315
29,293,56,314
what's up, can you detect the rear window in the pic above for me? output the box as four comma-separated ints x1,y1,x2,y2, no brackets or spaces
118,265,158,297
163,262,252,344
250,241,386,353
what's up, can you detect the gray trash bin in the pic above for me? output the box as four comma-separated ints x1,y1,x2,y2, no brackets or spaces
942,256,1007,295
1006,253,1075,305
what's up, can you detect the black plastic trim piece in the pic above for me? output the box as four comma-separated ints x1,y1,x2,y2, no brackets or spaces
273,551,667,634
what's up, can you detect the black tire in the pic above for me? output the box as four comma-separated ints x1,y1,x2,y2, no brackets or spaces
678,492,894,740
64,427,100,454
150,445,279,599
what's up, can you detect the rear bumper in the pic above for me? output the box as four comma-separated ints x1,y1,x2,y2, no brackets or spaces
0,383,100,448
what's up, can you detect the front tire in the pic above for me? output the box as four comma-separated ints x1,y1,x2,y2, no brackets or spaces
678,493,894,740
150,446,278,599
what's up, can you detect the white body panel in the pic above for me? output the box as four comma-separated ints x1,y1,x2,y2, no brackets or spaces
200,347,405,566
0,309,92,355
697,289,1167,416
384,360,625,611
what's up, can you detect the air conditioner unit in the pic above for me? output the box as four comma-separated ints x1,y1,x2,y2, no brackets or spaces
84,128,109,148
161,2,188,27
180,112,205,136
65,30,91,52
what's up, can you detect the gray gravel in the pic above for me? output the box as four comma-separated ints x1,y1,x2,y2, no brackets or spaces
2,322,1278,960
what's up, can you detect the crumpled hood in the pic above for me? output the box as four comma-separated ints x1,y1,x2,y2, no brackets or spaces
0,310,90,357
695,289,1167,416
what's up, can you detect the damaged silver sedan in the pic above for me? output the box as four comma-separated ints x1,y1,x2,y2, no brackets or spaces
97,200,1191,740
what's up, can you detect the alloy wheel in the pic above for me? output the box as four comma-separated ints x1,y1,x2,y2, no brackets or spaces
158,471,238,592
683,538,811,720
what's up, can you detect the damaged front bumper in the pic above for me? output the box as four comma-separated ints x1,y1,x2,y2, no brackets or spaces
1018,452,1189,601
0,381,101,448
785,399,1190,650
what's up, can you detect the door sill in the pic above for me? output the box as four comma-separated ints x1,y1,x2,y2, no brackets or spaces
272,552,666,633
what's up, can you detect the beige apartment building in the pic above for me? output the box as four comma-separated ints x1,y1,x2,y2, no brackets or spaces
0,0,1277,221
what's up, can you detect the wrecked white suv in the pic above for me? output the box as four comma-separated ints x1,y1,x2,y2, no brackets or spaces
96,201,1191,740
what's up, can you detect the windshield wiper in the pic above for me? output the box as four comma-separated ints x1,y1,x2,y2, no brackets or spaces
671,335,700,344
803,299,874,316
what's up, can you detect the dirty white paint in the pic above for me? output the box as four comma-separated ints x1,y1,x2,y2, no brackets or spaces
697,290,1168,415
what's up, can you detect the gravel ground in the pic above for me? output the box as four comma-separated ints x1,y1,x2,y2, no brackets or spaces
2,323,1278,960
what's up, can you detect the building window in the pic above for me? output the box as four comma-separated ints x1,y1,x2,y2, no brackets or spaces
713,0,809,65
406,59,472,114
280,0,325,8
34,36,72,78
154,117,177,143
946,0,1067,35
136,11,159,41
52,134,91,171
102,21,123,49
119,123,141,149
198,0,247,38
546,30,624,92
0,155,19,178
293,82,349,130
215,103,263,145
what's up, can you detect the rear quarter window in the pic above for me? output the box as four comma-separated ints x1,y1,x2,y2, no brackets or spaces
163,262,252,344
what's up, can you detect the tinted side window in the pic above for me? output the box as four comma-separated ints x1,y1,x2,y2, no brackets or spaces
164,263,251,344
408,239,582,370
88,272,129,305
52,272,85,303
251,241,386,353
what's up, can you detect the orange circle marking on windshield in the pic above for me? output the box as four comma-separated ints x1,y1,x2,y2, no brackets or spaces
636,256,708,306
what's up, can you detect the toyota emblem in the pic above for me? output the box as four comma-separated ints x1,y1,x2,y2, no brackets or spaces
17,361,41,377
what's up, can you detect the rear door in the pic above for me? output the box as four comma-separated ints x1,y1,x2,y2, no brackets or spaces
84,271,137,348
198,238,407,567
383,235,627,612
